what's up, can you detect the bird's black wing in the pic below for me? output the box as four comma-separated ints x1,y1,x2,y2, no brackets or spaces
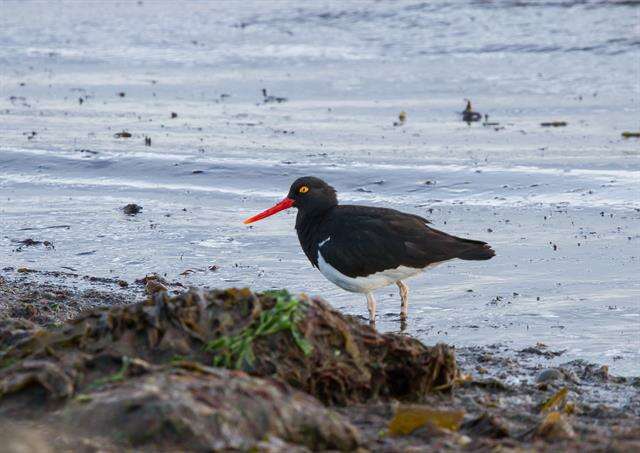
318,205,494,278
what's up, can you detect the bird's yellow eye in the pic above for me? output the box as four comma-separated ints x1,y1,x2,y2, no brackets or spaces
299,186,309,194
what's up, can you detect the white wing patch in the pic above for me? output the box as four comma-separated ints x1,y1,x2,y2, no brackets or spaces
318,237,331,248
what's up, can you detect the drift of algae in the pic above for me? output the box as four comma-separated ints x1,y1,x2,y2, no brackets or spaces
204,290,312,369
540,387,569,413
387,405,465,435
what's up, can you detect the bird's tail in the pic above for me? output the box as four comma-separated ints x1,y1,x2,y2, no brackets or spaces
456,238,496,261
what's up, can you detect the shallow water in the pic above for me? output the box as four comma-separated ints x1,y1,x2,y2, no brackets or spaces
1,1,639,374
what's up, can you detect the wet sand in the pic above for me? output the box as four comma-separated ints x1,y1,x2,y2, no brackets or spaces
1,0,639,377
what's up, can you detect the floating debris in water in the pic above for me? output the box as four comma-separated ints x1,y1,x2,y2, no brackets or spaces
482,113,499,126
122,203,143,215
12,238,55,252
261,88,287,104
393,110,407,126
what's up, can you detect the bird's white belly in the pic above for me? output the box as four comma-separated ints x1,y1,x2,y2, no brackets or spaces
317,252,428,293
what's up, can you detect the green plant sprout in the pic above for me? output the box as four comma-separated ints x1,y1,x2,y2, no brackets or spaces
205,290,312,369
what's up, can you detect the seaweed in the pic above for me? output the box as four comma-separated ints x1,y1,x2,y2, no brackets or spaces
204,290,312,369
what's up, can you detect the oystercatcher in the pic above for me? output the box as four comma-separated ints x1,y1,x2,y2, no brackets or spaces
244,177,495,323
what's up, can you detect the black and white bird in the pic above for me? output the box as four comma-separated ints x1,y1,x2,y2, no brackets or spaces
244,177,495,323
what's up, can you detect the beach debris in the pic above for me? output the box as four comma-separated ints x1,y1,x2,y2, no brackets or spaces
388,405,465,436
12,239,54,252
462,100,482,123
122,203,142,215
135,273,170,286
114,131,132,138
621,131,640,138
76,148,98,156
539,387,569,413
145,278,168,295
519,343,566,358
482,113,500,126
261,88,287,103
0,288,457,406
393,110,407,126
535,411,575,440
540,121,567,127
204,291,312,369
1,277,639,450
461,413,509,438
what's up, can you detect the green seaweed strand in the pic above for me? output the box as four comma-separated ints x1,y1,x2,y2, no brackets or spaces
205,291,312,369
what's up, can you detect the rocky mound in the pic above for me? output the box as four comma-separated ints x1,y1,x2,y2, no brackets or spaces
0,288,455,451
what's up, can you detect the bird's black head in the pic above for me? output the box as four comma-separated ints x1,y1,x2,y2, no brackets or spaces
287,176,338,214
243,176,338,224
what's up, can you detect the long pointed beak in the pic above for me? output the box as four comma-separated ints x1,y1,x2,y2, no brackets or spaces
243,197,295,224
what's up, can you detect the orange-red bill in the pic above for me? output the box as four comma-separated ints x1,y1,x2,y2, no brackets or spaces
243,197,294,224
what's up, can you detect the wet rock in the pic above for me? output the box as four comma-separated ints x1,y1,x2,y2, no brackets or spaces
562,360,622,383
536,368,564,383
122,203,142,215
64,365,361,451
461,413,509,439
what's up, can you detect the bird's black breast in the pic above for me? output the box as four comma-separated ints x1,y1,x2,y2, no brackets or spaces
295,205,493,278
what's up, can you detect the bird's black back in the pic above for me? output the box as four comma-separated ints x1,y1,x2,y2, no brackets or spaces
296,204,495,278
